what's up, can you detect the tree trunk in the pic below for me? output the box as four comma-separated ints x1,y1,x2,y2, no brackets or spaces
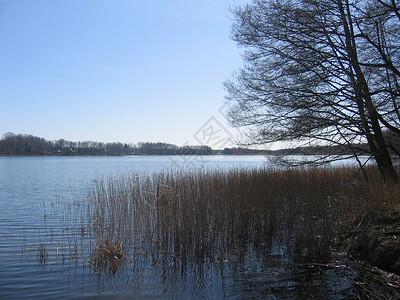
339,0,397,182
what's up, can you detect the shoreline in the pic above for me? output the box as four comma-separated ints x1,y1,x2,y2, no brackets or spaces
345,205,400,275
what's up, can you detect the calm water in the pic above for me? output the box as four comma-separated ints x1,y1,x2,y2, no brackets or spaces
0,155,397,299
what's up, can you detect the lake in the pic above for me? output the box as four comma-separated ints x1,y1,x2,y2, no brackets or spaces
0,155,397,299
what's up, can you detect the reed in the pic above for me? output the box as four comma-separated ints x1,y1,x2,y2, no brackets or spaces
84,166,400,273
37,244,48,265
91,238,124,273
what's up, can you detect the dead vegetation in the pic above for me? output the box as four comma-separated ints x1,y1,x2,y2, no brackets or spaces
33,165,400,290
83,166,400,274
91,238,125,273
347,205,400,274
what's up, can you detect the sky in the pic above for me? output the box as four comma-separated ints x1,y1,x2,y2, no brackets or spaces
0,0,249,149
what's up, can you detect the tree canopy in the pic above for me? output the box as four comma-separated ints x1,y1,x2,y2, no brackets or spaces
225,0,400,180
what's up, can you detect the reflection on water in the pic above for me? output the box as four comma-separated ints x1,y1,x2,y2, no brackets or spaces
0,156,399,299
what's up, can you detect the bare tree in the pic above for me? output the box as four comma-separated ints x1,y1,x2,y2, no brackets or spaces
225,0,400,181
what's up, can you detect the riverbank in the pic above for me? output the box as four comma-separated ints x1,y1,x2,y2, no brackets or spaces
346,205,400,275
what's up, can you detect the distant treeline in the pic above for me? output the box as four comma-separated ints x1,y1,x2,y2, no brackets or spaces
1,132,385,157
0,133,213,156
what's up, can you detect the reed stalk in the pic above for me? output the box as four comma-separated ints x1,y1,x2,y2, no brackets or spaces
84,166,399,273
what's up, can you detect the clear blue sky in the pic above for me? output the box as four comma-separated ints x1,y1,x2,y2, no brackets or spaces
0,0,248,147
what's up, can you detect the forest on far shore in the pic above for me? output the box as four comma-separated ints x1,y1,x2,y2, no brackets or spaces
0,133,215,156
0,132,389,157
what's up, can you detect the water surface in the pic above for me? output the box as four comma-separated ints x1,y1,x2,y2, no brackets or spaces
0,155,397,299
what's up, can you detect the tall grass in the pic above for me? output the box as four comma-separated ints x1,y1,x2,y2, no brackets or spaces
85,166,400,273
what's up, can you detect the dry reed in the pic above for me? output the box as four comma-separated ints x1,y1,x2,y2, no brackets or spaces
83,166,400,273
